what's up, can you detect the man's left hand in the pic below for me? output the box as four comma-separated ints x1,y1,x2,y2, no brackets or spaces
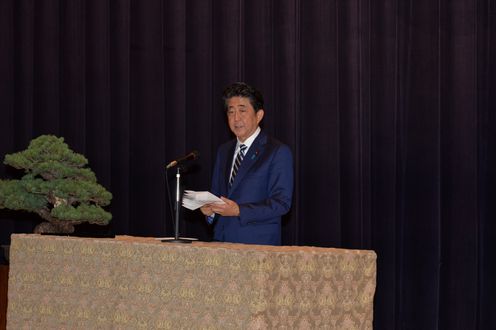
209,196,240,217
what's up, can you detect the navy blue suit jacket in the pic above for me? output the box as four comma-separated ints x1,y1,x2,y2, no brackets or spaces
209,131,293,245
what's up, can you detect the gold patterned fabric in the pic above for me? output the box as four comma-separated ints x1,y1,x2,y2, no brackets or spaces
7,234,376,329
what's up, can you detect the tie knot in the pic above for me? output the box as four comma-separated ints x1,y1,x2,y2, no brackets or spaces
239,144,247,153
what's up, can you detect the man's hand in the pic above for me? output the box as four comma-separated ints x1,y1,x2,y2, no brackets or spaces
209,197,240,217
200,205,214,216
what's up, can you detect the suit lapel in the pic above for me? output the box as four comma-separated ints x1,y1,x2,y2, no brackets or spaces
228,132,267,194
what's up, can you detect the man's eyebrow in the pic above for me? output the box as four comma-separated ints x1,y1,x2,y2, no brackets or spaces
228,104,247,109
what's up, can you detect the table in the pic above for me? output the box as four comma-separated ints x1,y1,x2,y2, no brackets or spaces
7,234,376,329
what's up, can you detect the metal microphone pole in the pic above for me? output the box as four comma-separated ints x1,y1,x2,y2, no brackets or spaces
162,166,193,243
174,167,181,240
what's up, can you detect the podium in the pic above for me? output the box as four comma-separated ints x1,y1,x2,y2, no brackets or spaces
7,234,376,329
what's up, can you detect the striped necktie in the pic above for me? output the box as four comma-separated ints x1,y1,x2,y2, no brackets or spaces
229,144,247,187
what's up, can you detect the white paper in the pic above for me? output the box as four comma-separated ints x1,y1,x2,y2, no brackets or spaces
182,190,225,210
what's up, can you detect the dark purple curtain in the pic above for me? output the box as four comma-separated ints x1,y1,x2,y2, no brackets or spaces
0,1,495,329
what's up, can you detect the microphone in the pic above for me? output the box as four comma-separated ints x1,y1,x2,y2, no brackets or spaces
166,150,199,169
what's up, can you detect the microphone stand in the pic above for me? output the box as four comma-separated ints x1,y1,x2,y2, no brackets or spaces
162,166,194,243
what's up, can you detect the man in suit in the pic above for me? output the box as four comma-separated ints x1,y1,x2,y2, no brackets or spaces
200,82,293,245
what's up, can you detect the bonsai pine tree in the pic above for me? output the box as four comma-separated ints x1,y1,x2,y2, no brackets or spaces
0,135,112,234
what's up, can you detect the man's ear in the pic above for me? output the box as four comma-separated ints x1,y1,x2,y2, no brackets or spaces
256,109,264,123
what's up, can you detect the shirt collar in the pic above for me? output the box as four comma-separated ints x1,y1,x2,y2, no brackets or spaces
236,126,261,152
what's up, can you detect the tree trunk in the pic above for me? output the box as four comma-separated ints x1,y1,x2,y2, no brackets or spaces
33,221,76,234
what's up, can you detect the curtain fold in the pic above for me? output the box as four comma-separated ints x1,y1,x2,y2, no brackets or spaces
0,0,494,329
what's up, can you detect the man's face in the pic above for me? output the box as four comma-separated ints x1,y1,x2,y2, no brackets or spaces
226,96,264,142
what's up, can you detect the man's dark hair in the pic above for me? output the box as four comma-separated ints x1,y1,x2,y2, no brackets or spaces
222,82,264,112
